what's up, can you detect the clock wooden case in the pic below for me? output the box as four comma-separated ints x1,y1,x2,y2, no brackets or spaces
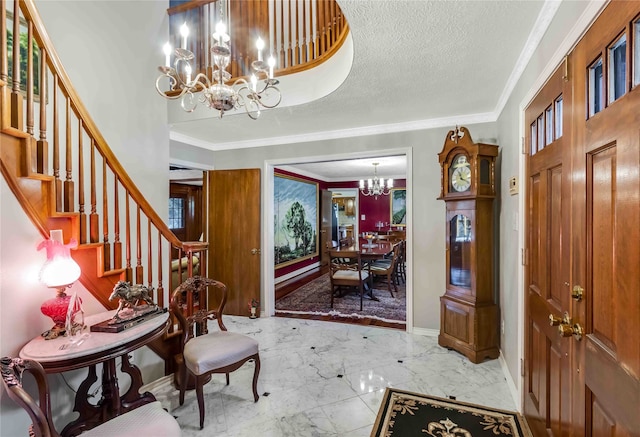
437,126,499,363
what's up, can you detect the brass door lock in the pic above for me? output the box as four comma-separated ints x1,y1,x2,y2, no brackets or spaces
571,285,584,301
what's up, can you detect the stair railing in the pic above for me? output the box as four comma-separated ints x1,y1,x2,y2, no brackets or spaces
165,0,349,85
1,0,204,317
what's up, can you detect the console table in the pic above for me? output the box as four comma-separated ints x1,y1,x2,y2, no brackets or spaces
20,309,169,437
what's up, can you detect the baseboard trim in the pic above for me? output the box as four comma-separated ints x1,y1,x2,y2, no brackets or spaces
498,352,521,412
411,327,439,337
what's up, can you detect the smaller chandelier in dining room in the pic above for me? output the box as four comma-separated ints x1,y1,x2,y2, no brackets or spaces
155,17,282,120
360,163,393,197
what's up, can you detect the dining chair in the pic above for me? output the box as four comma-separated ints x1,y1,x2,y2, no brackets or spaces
171,276,260,430
396,240,407,284
369,243,400,297
329,250,370,310
0,356,181,437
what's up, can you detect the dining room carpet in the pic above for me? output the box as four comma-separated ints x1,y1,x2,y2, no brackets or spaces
371,388,532,437
275,273,406,323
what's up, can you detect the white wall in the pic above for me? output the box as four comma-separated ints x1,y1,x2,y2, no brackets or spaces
210,123,499,330
0,1,169,435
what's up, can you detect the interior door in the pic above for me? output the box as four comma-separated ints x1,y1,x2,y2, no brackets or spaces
523,64,572,436
206,169,261,316
570,3,640,434
320,189,333,266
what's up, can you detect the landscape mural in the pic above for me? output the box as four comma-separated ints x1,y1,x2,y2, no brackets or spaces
274,174,319,268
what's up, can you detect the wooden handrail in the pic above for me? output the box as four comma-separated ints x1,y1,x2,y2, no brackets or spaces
18,1,182,249
1,0,207,314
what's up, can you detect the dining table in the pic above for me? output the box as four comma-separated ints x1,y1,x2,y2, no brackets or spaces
19,309,170,437
334,238,397,300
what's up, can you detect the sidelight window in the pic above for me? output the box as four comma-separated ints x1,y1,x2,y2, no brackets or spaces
554,95,563,139
545,105,553,144
608,34,627,103
588,57,604,117
530,121,537,155
634,18,640,87
537,115,545,151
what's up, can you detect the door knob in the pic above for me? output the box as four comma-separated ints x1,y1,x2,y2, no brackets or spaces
250,248,261,255
558,322,584,341
571,285,584,301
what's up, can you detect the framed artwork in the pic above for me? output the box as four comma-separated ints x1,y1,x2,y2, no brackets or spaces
390,188,407,226
274,174,319,268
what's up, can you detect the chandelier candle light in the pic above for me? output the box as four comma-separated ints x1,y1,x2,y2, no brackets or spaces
156,13,281,120
360,163,393,197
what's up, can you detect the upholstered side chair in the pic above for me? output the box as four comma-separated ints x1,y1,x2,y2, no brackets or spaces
329,249,370,310
0,356,181,437
171,276,260,430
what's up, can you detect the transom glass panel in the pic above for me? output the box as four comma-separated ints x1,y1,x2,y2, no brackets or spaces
608,34,627,103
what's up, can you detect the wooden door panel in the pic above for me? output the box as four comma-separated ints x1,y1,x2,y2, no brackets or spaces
528,174,542,292
548,166,563,307
588,146,616,351
524,63,571,437
570,4,640,436
206,169,261,316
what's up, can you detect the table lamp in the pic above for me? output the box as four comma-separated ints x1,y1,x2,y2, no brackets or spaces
37,230,81,336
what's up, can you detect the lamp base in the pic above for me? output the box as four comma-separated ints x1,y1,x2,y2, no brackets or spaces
41,290,71,328
40,289,82,340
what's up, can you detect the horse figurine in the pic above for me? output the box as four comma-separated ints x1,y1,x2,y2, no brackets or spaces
109,281,156,321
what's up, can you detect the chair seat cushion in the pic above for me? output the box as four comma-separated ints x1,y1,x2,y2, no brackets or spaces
184,331,259,376
370,262,392,271
82,401,181,437
333,270,369,281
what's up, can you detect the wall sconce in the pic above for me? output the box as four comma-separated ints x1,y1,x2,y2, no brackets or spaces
38,230,81,339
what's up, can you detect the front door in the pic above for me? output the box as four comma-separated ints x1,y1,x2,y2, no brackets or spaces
570,3,640,434
524,64,572,436
206,169,261,316
524,3,640,436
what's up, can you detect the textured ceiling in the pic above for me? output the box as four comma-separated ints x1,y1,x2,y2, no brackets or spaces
169,0,550,178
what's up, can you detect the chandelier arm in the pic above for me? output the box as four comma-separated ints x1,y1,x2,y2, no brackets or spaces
155,75,183,99
180,90,200,113
256,85,282,109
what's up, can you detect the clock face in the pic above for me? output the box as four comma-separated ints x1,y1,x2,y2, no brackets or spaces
450,155,471,192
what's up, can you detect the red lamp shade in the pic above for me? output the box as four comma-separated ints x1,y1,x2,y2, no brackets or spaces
38,230,81,329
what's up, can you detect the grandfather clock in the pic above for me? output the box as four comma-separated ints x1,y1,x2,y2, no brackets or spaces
437,126,499,363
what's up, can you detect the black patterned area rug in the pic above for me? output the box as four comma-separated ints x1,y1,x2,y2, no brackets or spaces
275,273,406,323
371,388,532,437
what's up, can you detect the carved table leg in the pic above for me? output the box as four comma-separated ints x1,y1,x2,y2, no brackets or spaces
120,353,156,409
61,365,99,437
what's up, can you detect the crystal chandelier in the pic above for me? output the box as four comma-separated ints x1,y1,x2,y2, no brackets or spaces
155,8,281,120
359,163,393,197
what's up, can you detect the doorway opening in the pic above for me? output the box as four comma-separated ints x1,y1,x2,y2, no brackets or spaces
263,149,413,331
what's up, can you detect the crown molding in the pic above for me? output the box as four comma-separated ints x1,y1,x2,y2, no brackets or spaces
170,112,496,151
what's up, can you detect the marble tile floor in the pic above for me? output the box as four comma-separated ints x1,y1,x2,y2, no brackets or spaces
149,316,516,437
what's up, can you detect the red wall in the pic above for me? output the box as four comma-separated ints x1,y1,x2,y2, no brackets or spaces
274,170,405,279
326,179,406,235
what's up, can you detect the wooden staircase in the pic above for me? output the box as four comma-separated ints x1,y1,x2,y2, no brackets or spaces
1,0,207,372
1,0,349,373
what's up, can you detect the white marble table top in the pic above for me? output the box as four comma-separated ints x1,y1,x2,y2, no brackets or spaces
20,309,169,363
